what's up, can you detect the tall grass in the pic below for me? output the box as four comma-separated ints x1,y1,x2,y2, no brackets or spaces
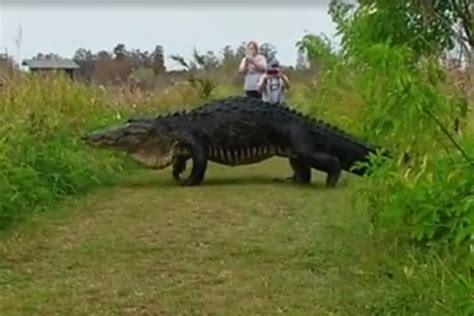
0,73,136,230
101,79,240,114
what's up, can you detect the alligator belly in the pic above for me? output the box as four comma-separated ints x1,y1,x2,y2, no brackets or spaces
207,145,279,166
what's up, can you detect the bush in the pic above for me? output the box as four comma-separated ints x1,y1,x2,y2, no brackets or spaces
298,34,472,256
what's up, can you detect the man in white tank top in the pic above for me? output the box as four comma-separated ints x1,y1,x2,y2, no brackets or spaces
257,59,290,105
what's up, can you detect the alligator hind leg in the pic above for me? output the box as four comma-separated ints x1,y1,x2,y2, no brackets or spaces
288,157,311,184
289,130,342,188
309,152,342,188
272,158,311,184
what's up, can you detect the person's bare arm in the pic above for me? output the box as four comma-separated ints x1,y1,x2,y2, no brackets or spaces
238,57,248,73
257,75,267,93
281,74,290,90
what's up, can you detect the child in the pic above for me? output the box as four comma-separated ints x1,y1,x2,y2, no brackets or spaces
257,59,290,105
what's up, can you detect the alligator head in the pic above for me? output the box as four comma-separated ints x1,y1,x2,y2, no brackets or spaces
82,118,179,170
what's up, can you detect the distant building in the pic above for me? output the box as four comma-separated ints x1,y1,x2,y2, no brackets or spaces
21,58,80,79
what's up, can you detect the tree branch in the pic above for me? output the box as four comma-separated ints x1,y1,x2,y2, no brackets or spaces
422,106,474,167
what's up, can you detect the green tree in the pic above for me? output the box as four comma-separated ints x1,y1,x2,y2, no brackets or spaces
259,42,277,62
329,0,473,57
296,33,338,69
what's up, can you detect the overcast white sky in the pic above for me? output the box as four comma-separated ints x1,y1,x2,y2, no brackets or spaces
0,3,339,70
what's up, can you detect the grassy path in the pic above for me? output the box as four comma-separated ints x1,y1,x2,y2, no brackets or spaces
0,159,398,315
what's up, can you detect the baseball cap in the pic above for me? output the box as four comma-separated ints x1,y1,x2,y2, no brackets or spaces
268,59,280,68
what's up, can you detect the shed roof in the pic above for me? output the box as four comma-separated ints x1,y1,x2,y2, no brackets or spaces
22,59,80,69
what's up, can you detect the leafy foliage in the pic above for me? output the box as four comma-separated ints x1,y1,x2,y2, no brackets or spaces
297,2,474,312
259,42,278,62
299,0,473,260
329,0,473,57
296,33,339,69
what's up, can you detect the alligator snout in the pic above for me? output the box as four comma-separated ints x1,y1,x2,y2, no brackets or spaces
81,131,102,145
81,129,119,148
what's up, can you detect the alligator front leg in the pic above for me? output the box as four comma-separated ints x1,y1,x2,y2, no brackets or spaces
172,154,189,182
179,142,208,186
309,152,341,187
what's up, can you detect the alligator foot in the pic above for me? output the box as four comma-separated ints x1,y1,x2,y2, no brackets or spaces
172,155,188,182
288,158,311,184
172,171,183,183
179,173,206,186
325,173,340,188
173,170,183,182
180,178,198,186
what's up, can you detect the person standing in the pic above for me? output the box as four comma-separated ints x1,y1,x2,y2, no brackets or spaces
238,41,267,99
257,59,290,105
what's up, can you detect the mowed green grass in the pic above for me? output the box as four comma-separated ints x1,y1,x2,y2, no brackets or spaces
0,159,407,315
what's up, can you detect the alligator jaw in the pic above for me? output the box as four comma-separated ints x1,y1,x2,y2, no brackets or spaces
130,151,174,170
81,131,101,147
81,128,118,148
129,142,178,170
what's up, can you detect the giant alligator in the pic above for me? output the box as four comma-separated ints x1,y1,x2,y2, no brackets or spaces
82,96,385,187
